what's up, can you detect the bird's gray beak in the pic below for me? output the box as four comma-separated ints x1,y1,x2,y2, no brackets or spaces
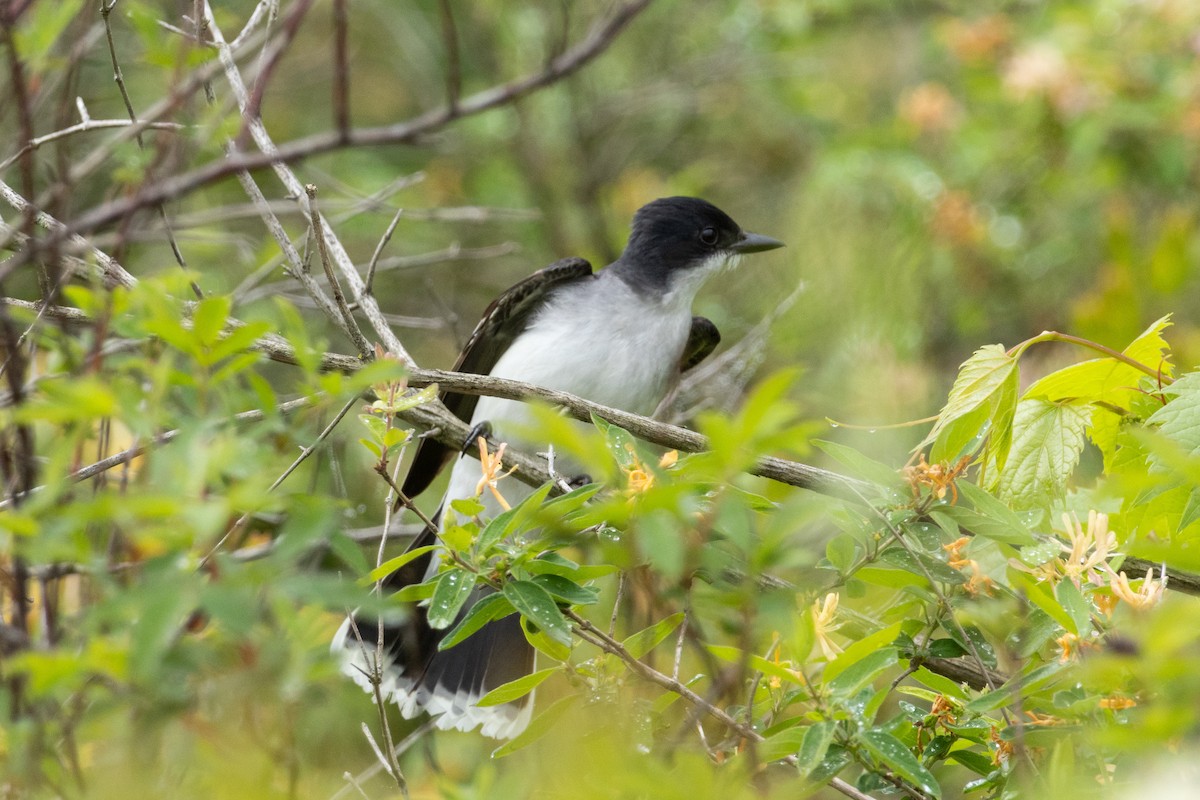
731,231,785,254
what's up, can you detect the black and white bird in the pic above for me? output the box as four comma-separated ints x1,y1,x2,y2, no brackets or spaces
333,196,784,738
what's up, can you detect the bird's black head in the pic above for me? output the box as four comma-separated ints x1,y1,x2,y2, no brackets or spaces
615,197,783,295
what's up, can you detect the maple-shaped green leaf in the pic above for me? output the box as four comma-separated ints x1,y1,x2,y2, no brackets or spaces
1025,316,1173,469
1147,371,1200,463
996,399,1089,509
921,345,1019,465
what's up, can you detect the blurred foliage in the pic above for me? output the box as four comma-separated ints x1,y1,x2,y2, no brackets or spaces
4,0,1200,799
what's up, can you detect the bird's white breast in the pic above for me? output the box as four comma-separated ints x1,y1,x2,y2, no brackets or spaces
443,270,696,508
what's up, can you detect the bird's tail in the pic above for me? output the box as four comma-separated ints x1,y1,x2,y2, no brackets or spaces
331,597,536,740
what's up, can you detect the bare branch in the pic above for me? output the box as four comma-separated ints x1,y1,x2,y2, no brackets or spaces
437,0,461,111
59,0,656,245
0,119,185,174
0,179,135,288
305,184,372,358
333,0,350,136
100,0,202,299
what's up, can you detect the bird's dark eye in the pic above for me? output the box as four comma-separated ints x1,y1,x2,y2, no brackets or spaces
699,226,718,246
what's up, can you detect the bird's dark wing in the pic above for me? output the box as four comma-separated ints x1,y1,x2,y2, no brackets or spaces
680,316,720,373
400,257,595,498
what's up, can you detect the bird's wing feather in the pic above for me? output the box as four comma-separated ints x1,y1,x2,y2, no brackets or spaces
400,257,594,498
680,316,720,373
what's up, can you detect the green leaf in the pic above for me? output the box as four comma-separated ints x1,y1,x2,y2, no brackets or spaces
861,730,942,799
1148,371,1200,465
364,545,438,584
878,547,967,585
476,666,559,707
439,593,515,651
478,482,554,550
503,580,572,645
946,624,997,669
491,694,577,758
529,574,599,605
825,534,858,573
328,531,371,575
996,400,1089,510
759,723,809,762
708,645,805,687
623,612,685,659
813,440,905,490
191,295,231,347
1054,578,1093,637
426,570,476,629
388,384,439,413
450,497,487,517
943,481,1037,545
795,721,837,777
828,647,898,697
921,345,1018,463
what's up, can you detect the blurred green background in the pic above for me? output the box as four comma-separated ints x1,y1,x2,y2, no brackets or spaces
52,0,1200,464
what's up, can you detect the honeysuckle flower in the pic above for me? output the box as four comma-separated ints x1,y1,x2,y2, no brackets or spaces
1060,510,1116,585
811,593,844,660
1105,566,1165,611
475,437,517,510
1099,695,1136,711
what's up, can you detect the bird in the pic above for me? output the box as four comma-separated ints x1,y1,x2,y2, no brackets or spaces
333,196,784,739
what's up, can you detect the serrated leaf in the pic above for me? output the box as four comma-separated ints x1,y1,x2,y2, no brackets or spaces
921,345,1018,462
491,694,577,758
426,570,476,629
622,612,685,659
861,730,942,799
476,666,559,707
996,400,1089,510
364,545,438,583
503,580,572,645
1027,316,1173,466
439,593,514,650
1148,372,1200,466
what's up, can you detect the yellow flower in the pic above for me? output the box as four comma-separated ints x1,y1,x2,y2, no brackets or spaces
1060,511,1116,584
1106,566,1165,611
811,593,844,660
622,450,677,497
1099,695,1136,711
474,437,517,510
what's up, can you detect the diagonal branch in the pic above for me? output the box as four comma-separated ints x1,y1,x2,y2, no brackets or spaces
59,0,655,244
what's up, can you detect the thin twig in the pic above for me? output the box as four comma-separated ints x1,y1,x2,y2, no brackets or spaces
333,0,350,136
58,0,656,248
437,0,461,111
0,119,185,174
305,185,372,358
200,393,358,565
363,205,404,295
100,0,202,299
